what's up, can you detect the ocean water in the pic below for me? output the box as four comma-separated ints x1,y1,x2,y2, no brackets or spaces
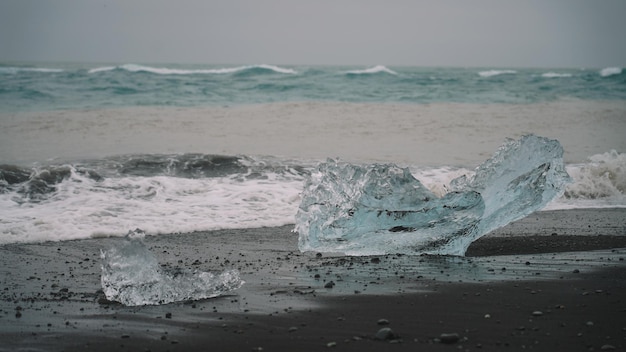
1,63,625,244
1,63,625,112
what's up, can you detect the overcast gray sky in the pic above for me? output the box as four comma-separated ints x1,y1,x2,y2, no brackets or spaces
1,0,625,67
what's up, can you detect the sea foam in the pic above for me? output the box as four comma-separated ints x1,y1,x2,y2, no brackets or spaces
563,150,626,199
0,163,305,244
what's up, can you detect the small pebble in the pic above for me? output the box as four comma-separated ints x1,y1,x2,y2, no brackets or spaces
439,333,460,344
600,344,616,351
377,318,389,325
532,311,543,317
375,327,398,340
326,341,336,347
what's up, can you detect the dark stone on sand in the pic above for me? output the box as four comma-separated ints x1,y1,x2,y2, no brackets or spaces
165,312,172,319
439,332,460,344
97,297,113,305
375,327,398,340
371,257,380,264
324,281,335,288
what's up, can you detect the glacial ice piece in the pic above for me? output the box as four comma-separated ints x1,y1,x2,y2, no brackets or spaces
100,229,243,306
295,135,571,256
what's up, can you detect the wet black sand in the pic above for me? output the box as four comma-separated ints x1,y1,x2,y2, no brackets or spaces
1,209,625,351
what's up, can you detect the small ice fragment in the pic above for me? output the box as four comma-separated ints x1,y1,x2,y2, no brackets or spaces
100,229,243,306
295,135,570,256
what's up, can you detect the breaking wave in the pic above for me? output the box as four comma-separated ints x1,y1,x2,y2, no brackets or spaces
0,149,624,245
0,154,309,244
0,66,64,74
478,70,517,78
599,67,622,77
87,64,296,75
563,150,626,200
345,65,398,75
541,72,573,78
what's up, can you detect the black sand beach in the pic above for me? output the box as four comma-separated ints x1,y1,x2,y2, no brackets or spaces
1,209,625,351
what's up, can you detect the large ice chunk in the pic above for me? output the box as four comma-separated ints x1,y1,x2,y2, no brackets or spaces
295,135,570,256
100,229,244,306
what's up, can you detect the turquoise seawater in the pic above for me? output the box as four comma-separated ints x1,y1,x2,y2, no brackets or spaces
1,63,624,112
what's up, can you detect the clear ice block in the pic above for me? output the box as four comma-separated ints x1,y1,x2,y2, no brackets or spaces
295,135,570,256
100,229,243,306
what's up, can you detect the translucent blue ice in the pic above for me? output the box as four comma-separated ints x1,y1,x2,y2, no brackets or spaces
100,229,243,306
295,135,571,256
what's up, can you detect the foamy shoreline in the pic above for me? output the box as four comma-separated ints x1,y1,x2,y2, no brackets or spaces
1,101,623,245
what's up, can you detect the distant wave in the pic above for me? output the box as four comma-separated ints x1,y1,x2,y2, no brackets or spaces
87,64,297,75
345,65,398,75
599,67,622,77
0,66,64,74
541,72,572,78
87,66,117,74
478,70,517,78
